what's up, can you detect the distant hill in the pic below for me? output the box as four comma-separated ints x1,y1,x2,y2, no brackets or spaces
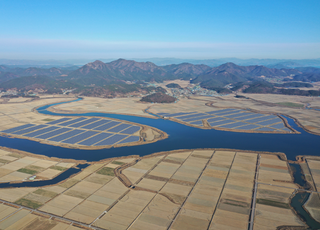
140,92,176,103
1,59,320,97
166,83,182,89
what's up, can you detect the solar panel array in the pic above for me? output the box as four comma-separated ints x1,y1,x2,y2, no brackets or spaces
159,108,291,132
0,117,141,147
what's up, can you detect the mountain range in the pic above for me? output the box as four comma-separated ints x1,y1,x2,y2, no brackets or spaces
1,59,320,97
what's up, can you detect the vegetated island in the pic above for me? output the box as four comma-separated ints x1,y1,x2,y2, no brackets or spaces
166,83,182,89
140,92,176,103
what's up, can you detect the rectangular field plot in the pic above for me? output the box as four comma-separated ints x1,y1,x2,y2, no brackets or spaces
257,118,282,126
219,122,248,129
36,127,72,139
48,129,86,142
269,123,285,129
78,133,113,146
93,121,121,131
95,134,128,146
118,136,140,144
24,126,60,137
1,124,35,134
13,125,47,135
164,112,195,117
206,108,238,114
209,119,235,127
120,126,140,134
176,113,207,120
46,118,71,125
58,117,87,126
243,115,276,124
107,124,131,133
182,115,213,122
234,124,260,130
61,131,99,144
68,118,100,128
81,119,111,130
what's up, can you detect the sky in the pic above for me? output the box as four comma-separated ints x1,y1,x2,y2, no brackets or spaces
0,0,319,60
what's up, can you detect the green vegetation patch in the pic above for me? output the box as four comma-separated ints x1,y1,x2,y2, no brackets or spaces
25,165,44,172
112,161,125,165
33,189,58,198
276,102,304,108
17,168,38,175
59,178,79,188
8,153,23,158
97,167,115,176
42,118,55,122
257,198,290,209
65,190,90,199
223,199,249,208
15,198,43,209
0,159,10,164
50,165,67,171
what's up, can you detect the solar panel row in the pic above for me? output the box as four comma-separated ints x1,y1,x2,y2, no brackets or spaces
59,117,87,126
36,127,71,139
81,119,111,129
95,134,127,146
69,118,100,128
108,124,131,133
94,121,120,131
46,118,71,125
24,126,60,137
118,136,140,144
62,131,99,144
78,133,113,146
120,126,140,134
258,118,281,126
49,129,85,142
13,125,47,135
1,124,35,134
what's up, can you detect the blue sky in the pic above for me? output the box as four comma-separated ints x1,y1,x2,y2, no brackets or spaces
0,0,319,59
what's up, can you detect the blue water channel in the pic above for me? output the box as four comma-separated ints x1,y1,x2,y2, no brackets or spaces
0,98,319,161
0,98,320,228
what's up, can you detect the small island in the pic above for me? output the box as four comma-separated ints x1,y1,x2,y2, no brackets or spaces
140,92,176,103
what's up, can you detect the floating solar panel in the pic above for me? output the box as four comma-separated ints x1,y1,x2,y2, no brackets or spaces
182,115,213,122
206,109,237,114
118,136,140,144
258,118,281,126
62,131,99,144
78,133,113,146
244,116,275,124
93,121,121,131
81,119,112,130
46,118,72,125
219,122,248,129
213,110,246,116
209,119,235,127
95,134,128,146
269,123,285,129
48,129,86,142
256,127,276,132
207,117,226,123
13,125,47,135
164,112,196,117
58,117,87,127
237,114,266,121
108,124,132,133
224,112,251,118
234,124,260,130
24,126,60,137
36,127,72,139
69,118,100,128
189,120,203,126
120,126,140,134
1,124,35,134
176,113,207,120
229,113,256,119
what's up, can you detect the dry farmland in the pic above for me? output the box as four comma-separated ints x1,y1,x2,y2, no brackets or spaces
0,149,309,230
